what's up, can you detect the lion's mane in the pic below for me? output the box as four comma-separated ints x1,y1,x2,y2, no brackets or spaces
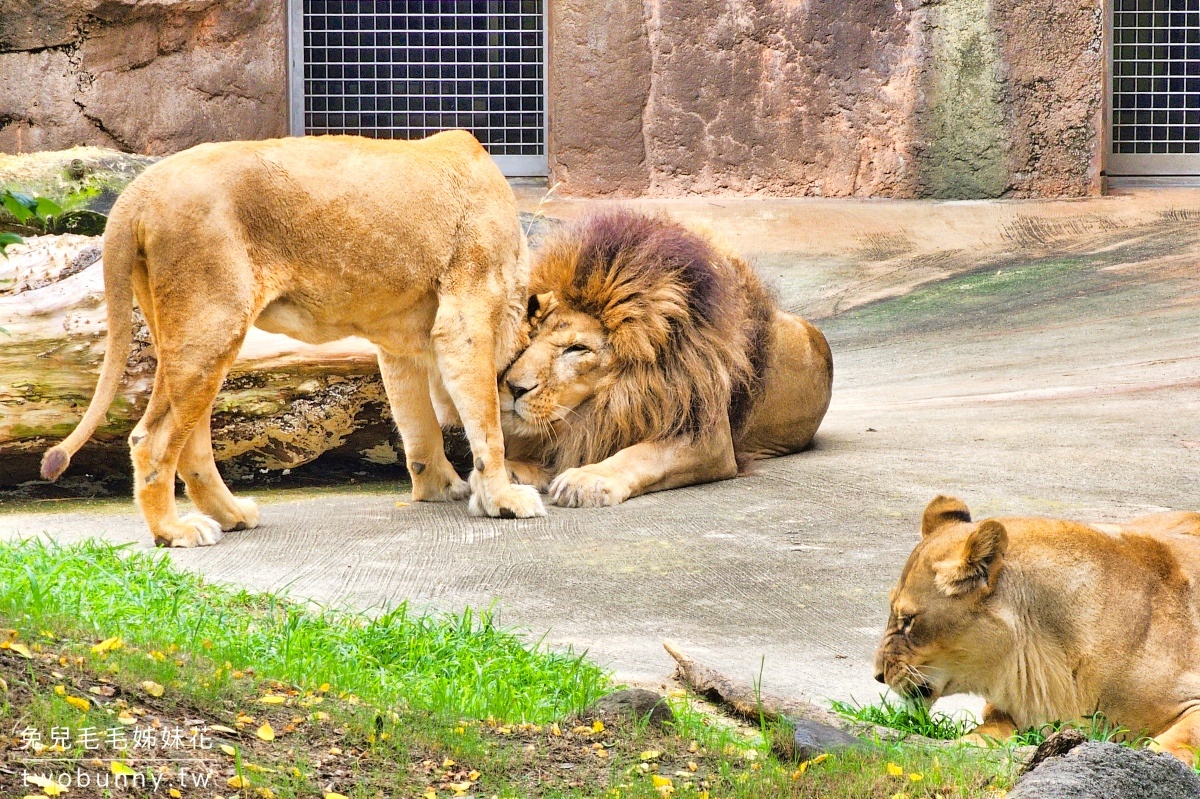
528,208,774,473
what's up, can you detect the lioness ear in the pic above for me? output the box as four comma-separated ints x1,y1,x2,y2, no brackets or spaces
933,520,1008,597
527,291,557,324
922,495,972,538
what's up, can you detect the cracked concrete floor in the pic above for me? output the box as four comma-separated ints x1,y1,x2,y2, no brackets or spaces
3,190,1199,718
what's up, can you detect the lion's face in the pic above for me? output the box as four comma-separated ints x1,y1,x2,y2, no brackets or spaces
499,296,614,435
874,496,1010,705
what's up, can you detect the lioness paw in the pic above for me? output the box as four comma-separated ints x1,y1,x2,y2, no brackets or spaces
155,513,223,548
548,468,632,508
223,497,261,531
468,471,546,518
412,463,470,502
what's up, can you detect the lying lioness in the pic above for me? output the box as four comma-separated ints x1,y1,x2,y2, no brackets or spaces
42,131,545,546
875,495,1200,763
497,208,833,507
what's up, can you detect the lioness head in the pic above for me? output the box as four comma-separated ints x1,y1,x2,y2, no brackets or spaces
500,291,614,435
874,496,1010,704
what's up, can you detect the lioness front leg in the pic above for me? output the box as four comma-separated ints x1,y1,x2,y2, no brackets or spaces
1153,706,1200,765
548,419,738,508
960,704,1018,746
431,294,545,519
378,350,469,502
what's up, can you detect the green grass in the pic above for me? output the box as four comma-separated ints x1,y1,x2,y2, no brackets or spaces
830,695,976,740
0,537,608,722
0,538,1023,797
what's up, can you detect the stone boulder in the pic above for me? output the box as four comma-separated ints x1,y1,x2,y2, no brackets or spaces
1010,740,1200,799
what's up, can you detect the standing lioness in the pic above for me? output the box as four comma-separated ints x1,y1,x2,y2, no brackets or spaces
875,496,1200,763
42,132,545,546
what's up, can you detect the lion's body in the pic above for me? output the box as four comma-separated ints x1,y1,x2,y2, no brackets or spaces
876,496,1200,763
499,209,832,507
42,132,545,545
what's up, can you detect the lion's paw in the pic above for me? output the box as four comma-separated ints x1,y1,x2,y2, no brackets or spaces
223,497,261,532
468,471,546,518
548,467,632,508
507,460,551,492
412,463,470,502
155,513,223,548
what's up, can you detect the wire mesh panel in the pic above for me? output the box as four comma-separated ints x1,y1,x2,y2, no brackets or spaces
291,0,546,176
1110,0,1200,175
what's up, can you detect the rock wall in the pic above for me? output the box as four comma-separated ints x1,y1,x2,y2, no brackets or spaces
550,0,1105,198
0,0,1103,198
0,0,287,155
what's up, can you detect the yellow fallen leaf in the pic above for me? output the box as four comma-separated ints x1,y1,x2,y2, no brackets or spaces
256,722,274,741
449,782,471,793
651,775,672,788
889,793,910,799
227,775,247,788
25,775,54,788
325,794,349,799
169,791,182,799
65,696,90,712
259,694,285,704
423,791,436,799
9,642,32,658
140,680,164,697
0,675,6,691
210,724,237,734
467,770,480,781
550,723,561,736
256,789,276,799
330,746,342,755
395,501,410,507
43,782,68,796
886,762,904,777
110,761,136,776
54,685,65,695
220,744,237,756
117,712,135,725
811,753,830,765
592,719,605,733
318,682,331,692
91,636,122,654
640,750,662,761
442,757,456,768
909,772,924,782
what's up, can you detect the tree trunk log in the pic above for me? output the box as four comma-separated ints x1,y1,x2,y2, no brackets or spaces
0,234,445,491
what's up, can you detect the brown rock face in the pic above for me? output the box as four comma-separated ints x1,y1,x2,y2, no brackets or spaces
0,0,286,155
548,0,652,196
549,0,1103,198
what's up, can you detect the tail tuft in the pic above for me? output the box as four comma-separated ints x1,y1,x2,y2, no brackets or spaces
40,447,70,481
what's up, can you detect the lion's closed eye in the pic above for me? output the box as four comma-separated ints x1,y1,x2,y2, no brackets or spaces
564,343,591,355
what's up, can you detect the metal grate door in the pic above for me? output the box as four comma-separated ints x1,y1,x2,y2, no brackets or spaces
288,0,547,177
1109,0,1200,176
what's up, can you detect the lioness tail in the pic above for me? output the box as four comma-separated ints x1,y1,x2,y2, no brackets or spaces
40,205,138,481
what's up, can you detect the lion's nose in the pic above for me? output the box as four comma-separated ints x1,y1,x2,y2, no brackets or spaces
874,670,886,684
507,379,537,400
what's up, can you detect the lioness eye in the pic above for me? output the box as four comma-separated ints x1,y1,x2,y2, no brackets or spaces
564,344,591,355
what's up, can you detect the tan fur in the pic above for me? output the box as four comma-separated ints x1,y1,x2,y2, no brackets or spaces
498,209,833,507
41,132,545,545
875,495,1200,764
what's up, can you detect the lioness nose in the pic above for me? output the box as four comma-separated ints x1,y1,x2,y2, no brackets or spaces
874,670,886,684
507,380,537,400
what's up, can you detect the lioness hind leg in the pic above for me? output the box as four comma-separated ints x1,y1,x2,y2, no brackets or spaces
430,293,544,519
132,316,249,548
1154,707,1200,765
178,414,259,532
377,350,468,502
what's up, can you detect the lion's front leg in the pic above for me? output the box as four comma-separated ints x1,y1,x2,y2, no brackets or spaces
507,459,552,492
548,419,738,509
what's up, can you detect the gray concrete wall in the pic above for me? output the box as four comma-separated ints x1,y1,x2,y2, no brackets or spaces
0,0,1103,198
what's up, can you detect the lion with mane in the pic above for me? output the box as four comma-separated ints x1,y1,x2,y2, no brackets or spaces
499,208,833,507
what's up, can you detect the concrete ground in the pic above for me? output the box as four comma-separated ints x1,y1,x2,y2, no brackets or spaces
3,189,1199,719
